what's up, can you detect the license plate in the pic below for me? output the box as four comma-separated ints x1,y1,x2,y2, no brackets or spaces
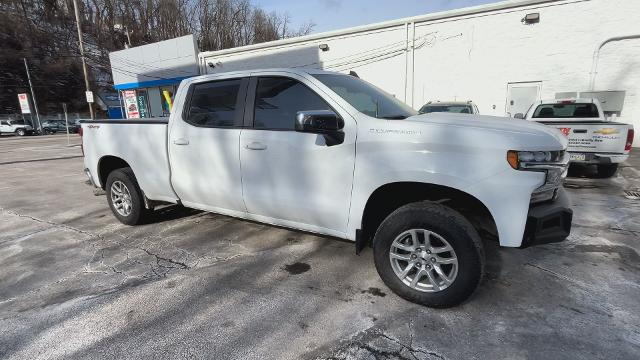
570,153,586,161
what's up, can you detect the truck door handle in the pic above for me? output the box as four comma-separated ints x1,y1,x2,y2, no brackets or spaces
245,142,267,150
173,138,189,145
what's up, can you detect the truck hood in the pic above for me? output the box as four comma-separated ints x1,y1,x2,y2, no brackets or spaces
404,113,568,150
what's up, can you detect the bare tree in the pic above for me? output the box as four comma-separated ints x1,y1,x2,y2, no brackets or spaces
0,0,315,114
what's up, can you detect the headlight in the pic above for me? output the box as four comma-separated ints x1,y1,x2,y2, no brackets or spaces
507,150,569,203
506,150,565,169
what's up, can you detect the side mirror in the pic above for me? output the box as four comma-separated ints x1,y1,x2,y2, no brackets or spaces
296,110,345,146
513,113,525,119
296,110,344,133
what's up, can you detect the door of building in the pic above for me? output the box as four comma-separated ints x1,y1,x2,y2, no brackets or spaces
506,82,541,117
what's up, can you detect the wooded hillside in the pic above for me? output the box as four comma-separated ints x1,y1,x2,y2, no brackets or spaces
0,0,313,114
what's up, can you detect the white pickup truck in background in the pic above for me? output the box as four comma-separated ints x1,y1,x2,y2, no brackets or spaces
81,68,572,308
518,98,634,178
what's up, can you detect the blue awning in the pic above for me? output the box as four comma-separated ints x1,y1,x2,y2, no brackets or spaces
113,76,192,90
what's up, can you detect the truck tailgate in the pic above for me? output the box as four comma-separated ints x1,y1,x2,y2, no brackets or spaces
541,122,629,154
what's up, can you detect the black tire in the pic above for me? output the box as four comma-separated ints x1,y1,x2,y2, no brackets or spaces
597,164,618,178
373,201,485,308
16,128,26,136
105,167,150,225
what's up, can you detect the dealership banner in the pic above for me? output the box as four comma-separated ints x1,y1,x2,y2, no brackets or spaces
18,93,31,114
123,90,140,119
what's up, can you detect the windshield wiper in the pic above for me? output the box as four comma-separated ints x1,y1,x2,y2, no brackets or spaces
380,115,408,120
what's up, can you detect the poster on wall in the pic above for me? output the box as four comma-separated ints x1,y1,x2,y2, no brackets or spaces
123,90,140,119
18,93,31,114
137,89,148,118
161,87,174,116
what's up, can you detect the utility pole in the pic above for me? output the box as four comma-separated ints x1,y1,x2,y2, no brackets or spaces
72,0,94,120
124,25,132,48
23,58,42,132
63,103,71,146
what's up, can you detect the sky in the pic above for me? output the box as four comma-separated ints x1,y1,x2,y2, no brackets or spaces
257,0,505,34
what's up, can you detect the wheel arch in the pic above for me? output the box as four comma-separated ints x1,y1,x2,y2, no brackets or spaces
98,156,132,189
360,182,498,246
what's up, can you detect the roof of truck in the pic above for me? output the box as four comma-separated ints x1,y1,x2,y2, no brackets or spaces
537,98,598,104
422,101,474,106
185,68,352,84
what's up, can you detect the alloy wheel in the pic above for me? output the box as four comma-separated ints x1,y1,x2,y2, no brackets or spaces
389,229,459,292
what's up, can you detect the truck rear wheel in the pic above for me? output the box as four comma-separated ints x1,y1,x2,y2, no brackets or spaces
105,167,150,225
597,164,618,178
373,201,484,308
16,128,26,136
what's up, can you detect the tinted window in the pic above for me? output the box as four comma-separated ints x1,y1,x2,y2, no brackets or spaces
313,74,417,119
0,121,8,125
254,77,332,130
187,79,242,127
532,103,599,118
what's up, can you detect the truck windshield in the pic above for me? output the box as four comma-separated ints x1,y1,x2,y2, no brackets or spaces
313,74,417,119
532,103,599,118
420,105,472,114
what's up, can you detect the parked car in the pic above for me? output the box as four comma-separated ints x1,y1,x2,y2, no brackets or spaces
81,69,572,308
419,101,479,115
42,120,80,134
0,119,34,136
517,98,633,177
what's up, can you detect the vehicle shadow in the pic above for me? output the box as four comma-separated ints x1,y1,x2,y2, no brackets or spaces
144,204,202,224
566,163,604,179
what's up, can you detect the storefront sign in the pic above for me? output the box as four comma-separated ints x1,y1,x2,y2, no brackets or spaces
18,93,31,114
137,89,148,118
123,90,140,119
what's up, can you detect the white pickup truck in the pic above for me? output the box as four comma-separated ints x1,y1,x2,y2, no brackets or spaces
518,99,634,178
82,69,572,307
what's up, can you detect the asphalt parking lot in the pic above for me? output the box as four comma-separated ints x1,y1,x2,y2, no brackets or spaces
1,135,639,359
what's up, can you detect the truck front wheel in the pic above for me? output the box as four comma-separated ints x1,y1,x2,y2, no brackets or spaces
105,167,150,225
597,164,618,178
373,201,485,308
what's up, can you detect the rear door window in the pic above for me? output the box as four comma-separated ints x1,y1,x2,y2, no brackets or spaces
186,79,244,127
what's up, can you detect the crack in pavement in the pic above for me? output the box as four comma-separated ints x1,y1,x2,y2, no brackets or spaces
317,327,445,360
0,208,212,307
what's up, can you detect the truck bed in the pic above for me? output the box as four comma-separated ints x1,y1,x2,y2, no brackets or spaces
81,119,178,203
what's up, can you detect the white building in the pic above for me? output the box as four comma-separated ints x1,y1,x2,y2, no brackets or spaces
199,0,640,145
109,35,200,119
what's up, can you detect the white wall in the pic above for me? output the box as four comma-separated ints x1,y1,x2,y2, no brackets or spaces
200,0,640,145
110,35,199,86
